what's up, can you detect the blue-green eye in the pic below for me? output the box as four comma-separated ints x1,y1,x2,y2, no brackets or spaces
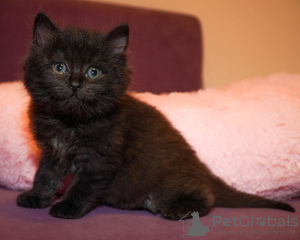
52,63,67,74
86,67,101,79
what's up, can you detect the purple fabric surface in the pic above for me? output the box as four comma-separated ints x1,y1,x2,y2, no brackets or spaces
1,187,299,240
0,0,202,93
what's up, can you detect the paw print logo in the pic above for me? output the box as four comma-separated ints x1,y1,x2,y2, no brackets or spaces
256,216,266,226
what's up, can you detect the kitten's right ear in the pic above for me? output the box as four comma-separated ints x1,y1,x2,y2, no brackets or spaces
33,13,58,45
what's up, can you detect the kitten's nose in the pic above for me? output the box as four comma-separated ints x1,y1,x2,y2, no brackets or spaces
68,81,82,92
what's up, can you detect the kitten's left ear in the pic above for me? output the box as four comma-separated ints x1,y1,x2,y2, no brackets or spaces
106,24,129,54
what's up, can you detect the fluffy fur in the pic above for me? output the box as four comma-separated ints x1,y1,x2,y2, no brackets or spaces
12,13,295,219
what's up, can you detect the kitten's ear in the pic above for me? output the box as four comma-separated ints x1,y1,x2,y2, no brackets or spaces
33,13,58,45
106,24,129,54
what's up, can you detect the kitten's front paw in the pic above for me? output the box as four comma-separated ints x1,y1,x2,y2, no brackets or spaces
17,191,52,208
50,201,86,219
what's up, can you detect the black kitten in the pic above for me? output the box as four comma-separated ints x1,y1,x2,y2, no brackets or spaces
17,13,294,220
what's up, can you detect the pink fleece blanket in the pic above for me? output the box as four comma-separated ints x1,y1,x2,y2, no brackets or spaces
1,74,300,200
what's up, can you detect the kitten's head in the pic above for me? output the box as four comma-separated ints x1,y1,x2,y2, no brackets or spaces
24,13,130,119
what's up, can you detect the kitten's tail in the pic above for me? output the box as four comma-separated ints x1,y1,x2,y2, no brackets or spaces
212,178,295,212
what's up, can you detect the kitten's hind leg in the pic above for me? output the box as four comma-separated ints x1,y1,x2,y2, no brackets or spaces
161,198,212,221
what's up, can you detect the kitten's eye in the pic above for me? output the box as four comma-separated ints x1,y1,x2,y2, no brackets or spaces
86,67,101,79
52,63,67,74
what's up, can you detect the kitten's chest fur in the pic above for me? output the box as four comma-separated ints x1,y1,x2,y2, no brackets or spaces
31,104,125,175
48,127,76,166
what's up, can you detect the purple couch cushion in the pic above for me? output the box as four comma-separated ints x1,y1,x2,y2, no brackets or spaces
0,0,202,93
0,187,299,240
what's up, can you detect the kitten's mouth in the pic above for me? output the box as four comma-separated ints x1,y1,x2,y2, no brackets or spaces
68,92,79,100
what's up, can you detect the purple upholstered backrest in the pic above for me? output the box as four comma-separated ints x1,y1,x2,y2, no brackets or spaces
0,0,202,93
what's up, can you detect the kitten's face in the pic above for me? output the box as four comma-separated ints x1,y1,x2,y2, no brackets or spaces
24,13,130,118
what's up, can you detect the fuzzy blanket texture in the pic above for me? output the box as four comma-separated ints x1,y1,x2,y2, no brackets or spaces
0,74,300,200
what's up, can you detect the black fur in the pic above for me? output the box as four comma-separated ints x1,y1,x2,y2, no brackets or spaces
17,13,295,220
